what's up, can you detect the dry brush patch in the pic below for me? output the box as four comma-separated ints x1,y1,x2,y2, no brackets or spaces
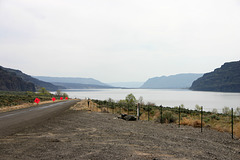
180,117,205,128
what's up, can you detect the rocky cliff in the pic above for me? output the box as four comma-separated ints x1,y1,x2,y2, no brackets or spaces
190,61,240,92
0,66,36,91
0,66,61,91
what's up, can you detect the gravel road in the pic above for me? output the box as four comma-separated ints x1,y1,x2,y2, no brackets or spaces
0,101,240,160
0,100,79,137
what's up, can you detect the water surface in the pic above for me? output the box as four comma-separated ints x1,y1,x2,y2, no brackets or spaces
62,89,240,112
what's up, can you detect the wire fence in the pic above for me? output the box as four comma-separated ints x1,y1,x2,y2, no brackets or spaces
90,99,240,139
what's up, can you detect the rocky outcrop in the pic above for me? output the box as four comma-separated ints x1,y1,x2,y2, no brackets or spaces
0,66,36,91
190,61,240,92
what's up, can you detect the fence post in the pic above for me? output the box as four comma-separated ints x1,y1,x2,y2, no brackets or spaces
137,103,140,120
148,105,150,121
160,105,163,124
112,104,114,114
128,104,129,115
232,108,234,139
201,106,203,133
179,106,181,128
107,103,109,112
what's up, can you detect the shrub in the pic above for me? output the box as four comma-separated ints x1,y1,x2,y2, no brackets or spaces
150,110,155,115
222,107,231,115
193,120,204,128
181,113,188,118
204,118,210,123
161,111,177,123
212,108,218,114
211,114,220,120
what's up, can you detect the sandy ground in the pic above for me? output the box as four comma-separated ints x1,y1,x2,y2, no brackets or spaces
0,100,240,160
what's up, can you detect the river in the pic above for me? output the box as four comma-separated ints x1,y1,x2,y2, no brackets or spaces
60,89,240,112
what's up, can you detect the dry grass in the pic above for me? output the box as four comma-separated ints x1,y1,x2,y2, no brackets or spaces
180,117,205,128
212,123,231,133
152,110,160,121
234,123,240,138
70,100,90,111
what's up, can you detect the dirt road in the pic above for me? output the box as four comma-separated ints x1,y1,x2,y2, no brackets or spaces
0,100,78,136
0,101,240,159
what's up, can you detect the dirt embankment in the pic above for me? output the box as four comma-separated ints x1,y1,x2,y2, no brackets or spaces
0,100,240,160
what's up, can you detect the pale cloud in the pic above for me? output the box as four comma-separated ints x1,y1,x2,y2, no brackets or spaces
0,0,240,82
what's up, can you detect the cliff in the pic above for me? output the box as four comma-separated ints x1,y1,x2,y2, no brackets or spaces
0,66,61,91
0,66,36,91
190,61,240,92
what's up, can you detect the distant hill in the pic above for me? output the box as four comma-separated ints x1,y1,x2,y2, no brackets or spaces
52,82,114,89
0,66,61,91
190,61,240,92
141,73,203,89
108,82,144,88
34,76,108,86
0,66,36,91
34,76,114,89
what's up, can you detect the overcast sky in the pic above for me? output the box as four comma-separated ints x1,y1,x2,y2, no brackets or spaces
0,0,239,83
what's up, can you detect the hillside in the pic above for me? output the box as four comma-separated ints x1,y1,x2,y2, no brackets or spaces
0,66,61,91
34,76,114,89
0,66,36,91
190,61,240,92
141,73,203,89
52,82,114,89
34,76,109,86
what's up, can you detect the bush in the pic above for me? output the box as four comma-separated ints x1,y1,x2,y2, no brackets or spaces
211,114,220,120
204,118,210,123
161,111,177,123
222,107,231,115
150,110,155,115
193,120,203,128
181,113,188,118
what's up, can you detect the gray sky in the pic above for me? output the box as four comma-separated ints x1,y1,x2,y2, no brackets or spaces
0,0,240,83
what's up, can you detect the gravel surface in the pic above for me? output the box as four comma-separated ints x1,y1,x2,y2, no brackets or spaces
0,102,240,160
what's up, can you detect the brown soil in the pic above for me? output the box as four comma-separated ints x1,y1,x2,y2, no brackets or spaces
0,100,240,160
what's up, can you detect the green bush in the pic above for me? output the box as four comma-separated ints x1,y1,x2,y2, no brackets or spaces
150,110,155,115
211,114,220,120
181,113,188,118
161,111,177,123
204,118,210,123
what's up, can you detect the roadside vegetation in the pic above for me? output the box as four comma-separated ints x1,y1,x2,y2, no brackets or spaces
91,93,240,139
0,88,68,107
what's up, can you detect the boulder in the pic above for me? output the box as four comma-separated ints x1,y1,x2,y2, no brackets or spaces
119,114,136,121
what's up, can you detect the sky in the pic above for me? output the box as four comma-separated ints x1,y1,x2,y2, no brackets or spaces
0,0,240,83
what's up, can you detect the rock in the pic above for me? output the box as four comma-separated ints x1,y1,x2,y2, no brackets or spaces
118,114,137,121
120,114,127,119
124,115,137,121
